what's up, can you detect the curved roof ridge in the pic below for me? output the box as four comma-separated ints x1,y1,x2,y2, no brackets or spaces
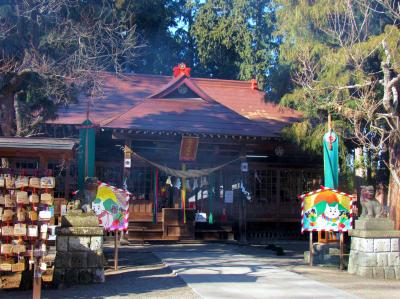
147,74,215,103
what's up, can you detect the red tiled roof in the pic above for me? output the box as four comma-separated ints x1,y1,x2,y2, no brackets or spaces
148,73,213,102
52,73,170,125
193,78,302,134
50,72,302,137
102,98,269,136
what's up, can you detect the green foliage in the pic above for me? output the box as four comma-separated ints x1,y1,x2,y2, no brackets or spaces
120,0,184,74
190,0,277,89
275,0,400,186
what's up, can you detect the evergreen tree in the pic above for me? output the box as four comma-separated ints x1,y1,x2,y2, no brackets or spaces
121,0,184,75
190,0,277,89
274,0,400,226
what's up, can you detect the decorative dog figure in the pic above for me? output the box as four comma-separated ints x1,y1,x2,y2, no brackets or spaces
360,185,383,218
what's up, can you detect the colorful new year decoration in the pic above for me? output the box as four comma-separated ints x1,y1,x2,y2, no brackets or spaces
300,187,355,232
323,116,339,189
93,182,131,231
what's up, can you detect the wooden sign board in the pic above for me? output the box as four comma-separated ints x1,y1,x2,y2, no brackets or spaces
179,136,199,161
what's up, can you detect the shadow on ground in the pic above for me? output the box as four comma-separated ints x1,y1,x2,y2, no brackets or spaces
0,249,200,299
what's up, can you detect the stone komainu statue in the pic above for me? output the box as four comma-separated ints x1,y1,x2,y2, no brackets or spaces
360,185,383,218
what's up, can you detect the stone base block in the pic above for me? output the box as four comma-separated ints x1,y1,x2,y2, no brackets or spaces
87,252,105,268
355,219,394,231
304,243,341,266
54,267,105,285
61,211,100,227
348,235,400,280
349,229,400,238
55,212,105,285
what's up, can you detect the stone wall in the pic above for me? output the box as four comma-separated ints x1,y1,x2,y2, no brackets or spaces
348,218,400,280
348,237,400,279
54,211,105,285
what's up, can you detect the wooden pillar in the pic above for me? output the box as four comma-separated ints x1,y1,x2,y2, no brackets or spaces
65,157,71,199
276,169,281,217
181,163,186,222
39,154,47,173
123,138,132,189
195,188,198,211
122,138,132,242
239,146,247,244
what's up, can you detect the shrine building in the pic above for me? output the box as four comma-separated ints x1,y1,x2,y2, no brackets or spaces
45,64,322,241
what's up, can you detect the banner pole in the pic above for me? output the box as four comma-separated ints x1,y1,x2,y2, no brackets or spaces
114,231,119,271
309,231,313,266
340,232,344,270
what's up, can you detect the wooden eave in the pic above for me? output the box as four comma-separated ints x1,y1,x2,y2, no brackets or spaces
107,127,279,141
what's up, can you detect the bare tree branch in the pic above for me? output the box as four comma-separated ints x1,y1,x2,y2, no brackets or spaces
0,1,141,136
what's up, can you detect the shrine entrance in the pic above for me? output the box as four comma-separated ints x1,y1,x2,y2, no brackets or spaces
47,65,323,243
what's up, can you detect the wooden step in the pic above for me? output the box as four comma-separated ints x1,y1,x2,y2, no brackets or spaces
127,230,163,241
129,225,163,230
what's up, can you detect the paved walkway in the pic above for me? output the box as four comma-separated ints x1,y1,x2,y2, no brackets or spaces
2,242,400,298
152,243,360,299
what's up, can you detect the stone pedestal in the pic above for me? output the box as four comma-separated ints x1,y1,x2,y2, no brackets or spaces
54,210,105,285
348,218,400,279
304,243,341,265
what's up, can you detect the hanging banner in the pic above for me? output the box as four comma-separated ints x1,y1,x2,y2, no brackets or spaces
93,182,131,231
323,130,339,189
299,187,355,233
179,136,199,161
77,119,96,190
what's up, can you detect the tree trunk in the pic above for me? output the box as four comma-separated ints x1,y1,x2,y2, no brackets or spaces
388,141,400,229
14,91,23,136
354,147,367,216
0,92,16,136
